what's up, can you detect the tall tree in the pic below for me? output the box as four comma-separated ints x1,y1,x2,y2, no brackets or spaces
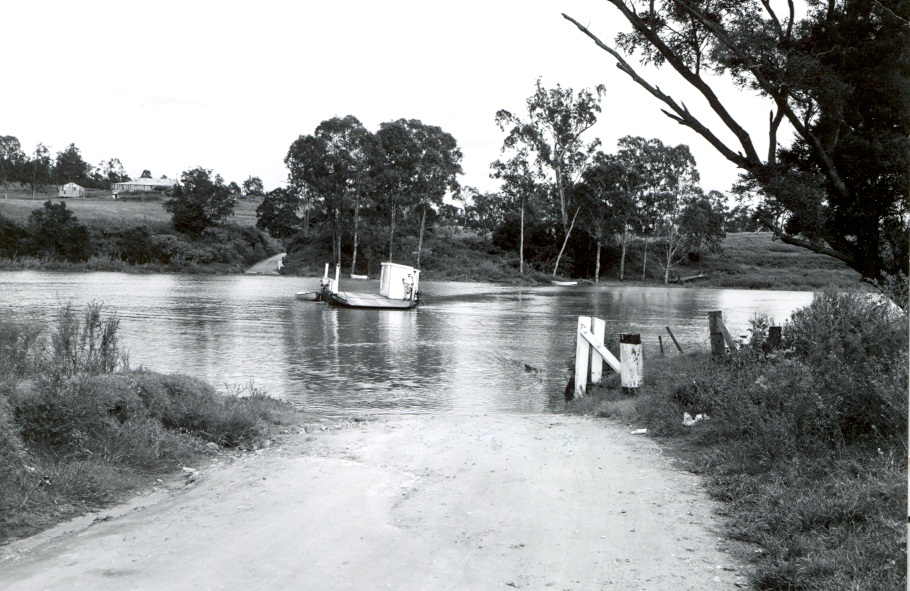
392,119,463,267
563,1,910,282
374,120,420,262
491,150,546,275
285,116,374,269
576,151,639,281
616,136,699,280
495,80,606,276
95,158,130,190
0,136,24,199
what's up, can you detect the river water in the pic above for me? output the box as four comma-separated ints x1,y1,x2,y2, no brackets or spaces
0,272,814,417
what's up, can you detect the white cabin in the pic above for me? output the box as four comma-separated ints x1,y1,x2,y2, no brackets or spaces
58,182,85,198
380,262,420,301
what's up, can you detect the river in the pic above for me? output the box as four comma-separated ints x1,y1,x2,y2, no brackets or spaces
0,271,814,417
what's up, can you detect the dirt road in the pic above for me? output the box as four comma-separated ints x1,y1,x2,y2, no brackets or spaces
244,253,286,275
0,414,746,590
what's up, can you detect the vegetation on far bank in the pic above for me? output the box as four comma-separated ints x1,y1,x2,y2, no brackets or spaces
568,292,908,590
0,193,281,274
0,303,301,544
0,190,864,290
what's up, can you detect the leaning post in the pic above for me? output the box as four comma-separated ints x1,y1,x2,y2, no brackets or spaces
619,333,642,394
574,316,592,398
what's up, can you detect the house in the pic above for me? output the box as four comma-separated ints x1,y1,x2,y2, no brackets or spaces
111,177,177,199
58,182,85,198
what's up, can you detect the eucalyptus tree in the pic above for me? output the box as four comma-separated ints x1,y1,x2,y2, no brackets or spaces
616,136,700,280
563,1,910,283
490,149,547,274
576,152,640,281
392,119,462,267
285,116,374,268
495,80,606,276
373,120,419,263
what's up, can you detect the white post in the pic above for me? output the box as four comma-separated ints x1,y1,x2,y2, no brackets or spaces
590,317,606,384
620,333,643,394
574,316,592,398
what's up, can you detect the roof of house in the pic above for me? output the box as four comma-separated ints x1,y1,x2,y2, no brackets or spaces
113,178,178,188
62,182,84,188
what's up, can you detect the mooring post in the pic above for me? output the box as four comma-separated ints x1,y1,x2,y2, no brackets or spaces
708,311,726,356
620,333,642,394
574,316,592,398
590,317,606,384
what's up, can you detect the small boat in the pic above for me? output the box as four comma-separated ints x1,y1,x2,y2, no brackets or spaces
294,291,321,301
349,273,369,280
551,280,578,286
323,262,420,310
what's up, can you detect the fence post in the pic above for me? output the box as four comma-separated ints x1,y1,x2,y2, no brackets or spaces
666,326,683,353
620,333,642,394
708,311,725,356
590,317,606,384
658,335,665,357
574,316,592,398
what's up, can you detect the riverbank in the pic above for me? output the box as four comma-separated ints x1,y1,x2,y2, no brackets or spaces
0,413,747,590
0,195,865,291
0,304,302,544
567,292,908,590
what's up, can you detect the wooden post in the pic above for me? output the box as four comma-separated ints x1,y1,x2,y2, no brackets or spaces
666,326,683,353
708,311,725,356
658,335,665,357
620,334,642,394
590,317,606,384
574,316,592,398
767,326,782,351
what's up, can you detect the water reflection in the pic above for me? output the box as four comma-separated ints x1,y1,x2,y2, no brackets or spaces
0,272,814,417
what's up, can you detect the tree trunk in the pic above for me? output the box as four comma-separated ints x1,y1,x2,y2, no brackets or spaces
641,235,649,280
519,199,525,275
553,207,580,276
620,224,627,281
388,206,397,262
351,196,361,274
416,204,427,267
595,239,601,282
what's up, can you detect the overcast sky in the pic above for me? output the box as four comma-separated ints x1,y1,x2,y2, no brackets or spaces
3,1,782,196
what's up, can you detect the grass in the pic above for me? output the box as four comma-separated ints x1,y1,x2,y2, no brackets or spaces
0,191,262,227
0,303,302,544
568,292,908,590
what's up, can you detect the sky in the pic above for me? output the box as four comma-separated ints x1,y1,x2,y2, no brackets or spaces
3,1,784,197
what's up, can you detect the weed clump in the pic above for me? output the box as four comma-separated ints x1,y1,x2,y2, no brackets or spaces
0,303,300,543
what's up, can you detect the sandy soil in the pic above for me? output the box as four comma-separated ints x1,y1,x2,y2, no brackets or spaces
0,413,747,590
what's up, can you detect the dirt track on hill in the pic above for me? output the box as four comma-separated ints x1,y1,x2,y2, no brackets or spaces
0,414,746,590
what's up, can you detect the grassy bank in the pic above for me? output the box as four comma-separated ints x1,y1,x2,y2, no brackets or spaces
568,292,907,589
0,303,301,544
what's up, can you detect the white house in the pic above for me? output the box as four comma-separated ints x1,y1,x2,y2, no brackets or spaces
58,182,85,198
111,177,177,199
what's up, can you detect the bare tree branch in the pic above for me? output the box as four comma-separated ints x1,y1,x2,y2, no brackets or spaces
670,0,850,199
562,13,750,169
